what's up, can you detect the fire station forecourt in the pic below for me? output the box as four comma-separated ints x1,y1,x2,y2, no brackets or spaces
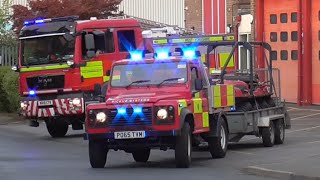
0,104,320,179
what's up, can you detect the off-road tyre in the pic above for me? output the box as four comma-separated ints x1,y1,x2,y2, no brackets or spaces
266,97,276,107
208,119,228,158
261,121,275,147
175,123,192,168
236,102,253,112
132,148,150,162
46,119,69,138
258,99,270,109
89,140,108,168
274,119,285,145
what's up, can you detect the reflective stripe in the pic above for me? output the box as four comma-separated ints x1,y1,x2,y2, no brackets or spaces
153,39,168,44
193,98,203,113
201,54,206,63
20,64,69,72
226,35,235,41
212,85,235,108
103,76,110,82
178,99,187,115
219,53,234,68
80,61,103,78
202,112,209,128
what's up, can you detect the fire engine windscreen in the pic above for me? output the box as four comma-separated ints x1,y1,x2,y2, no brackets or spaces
111,62,188,87
21,35,75,66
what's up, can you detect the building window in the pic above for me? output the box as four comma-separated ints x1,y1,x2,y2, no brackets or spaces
291,31,298,41
270,32,277,42
271,51,277,60
281,50,288,60
281,32,288,42
291,50,298,60
270,14,277,24
291,12,297,22
280,13,288,23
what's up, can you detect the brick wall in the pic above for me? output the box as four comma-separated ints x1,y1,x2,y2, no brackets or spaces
185,0,202,32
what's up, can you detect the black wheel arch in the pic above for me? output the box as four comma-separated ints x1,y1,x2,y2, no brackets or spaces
179,107,195,132
210,111,229,137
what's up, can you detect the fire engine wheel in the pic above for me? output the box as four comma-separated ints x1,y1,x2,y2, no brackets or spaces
208,120,228,159
175,122,192,168
89,140,108,168
274,119,285,145
45,119,69,138
261,121,275,147
132,148,151,162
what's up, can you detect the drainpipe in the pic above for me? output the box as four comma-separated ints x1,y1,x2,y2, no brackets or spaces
256,0,265,69
298,0,312,105
297,0,302,105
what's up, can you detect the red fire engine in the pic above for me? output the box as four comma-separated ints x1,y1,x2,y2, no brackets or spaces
13,16,147,137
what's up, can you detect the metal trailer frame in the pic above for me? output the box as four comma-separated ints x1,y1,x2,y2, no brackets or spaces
147,35,291,145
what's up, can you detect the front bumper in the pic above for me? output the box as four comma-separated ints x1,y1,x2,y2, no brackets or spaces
20,98,85,118
85,130,180,140
85,130,181,150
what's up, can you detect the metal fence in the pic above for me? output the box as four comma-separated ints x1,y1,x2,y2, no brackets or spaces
0,45,18,66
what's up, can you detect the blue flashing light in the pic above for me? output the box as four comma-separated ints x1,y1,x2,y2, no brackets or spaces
183,50,196,59
29,90,36,96
156,51,169,59
133,107,142,113
24,21,33,25
35,19,45,24
130,52,143,61
230,106,236,112
117,108,126,114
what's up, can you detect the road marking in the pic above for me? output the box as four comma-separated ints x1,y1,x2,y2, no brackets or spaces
229,150,255,155
287,107,320,112
291,112,320,121
307,140,320,144
287,125,320,133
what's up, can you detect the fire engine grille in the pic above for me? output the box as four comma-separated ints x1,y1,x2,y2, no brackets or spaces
26,75,65,90
108,107,153,127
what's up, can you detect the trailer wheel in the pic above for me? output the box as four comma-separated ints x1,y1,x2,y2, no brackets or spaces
175,122,192,168
261,121,275,147
45,119,69,138
274,119,285,144
208,120,228,158
89,140,108,168
132,148,150,162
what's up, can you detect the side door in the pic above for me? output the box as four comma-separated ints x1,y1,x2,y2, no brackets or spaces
190,65,210,132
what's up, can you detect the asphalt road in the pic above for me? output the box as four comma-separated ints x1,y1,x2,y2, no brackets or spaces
0,105,319,180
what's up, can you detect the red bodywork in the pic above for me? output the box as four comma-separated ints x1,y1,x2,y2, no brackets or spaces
18,18,146,119
85,58,210,136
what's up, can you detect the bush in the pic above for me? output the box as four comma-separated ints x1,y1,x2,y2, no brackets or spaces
0,67,20,112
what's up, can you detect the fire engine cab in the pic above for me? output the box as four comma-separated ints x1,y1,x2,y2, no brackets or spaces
85,47,235,168
13,16,146,138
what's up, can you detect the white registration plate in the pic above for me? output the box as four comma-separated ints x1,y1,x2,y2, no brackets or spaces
114,131,145,139
38,100,53,106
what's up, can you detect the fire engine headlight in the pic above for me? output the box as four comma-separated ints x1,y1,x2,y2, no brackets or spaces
157,109,168,120
20,102,27,108
96,112,107,123
72,98,81,106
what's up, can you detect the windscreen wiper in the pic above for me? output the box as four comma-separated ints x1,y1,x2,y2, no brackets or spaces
125,80,151,88
156,78,181,87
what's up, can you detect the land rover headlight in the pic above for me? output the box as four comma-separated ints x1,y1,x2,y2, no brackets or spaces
157,109,168,120
96,112,107,123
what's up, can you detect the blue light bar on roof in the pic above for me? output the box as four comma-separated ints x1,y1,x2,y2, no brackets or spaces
24,18,52,26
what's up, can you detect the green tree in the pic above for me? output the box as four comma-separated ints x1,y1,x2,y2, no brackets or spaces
0,0,16,46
